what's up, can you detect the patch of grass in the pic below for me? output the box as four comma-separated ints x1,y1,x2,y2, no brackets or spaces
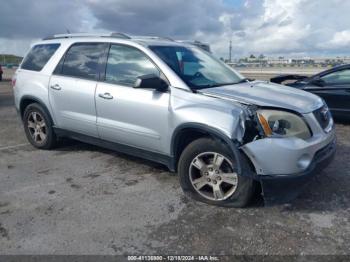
0,54,23,66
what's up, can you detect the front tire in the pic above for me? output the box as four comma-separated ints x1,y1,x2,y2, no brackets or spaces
23,103,57,149
178,137,255,207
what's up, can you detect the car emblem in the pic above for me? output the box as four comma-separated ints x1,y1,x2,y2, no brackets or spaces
321,106,329,121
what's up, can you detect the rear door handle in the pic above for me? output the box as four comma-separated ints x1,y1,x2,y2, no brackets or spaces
50,84,61,90
98,92,113,100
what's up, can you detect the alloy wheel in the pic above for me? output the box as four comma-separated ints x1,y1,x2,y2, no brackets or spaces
27,111,47,144
189,152,238,201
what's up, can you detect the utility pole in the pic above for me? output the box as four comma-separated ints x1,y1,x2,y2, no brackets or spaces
229,40,232,63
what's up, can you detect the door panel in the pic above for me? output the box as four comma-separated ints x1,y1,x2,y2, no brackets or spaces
306,86,349,112
96,82,170,153
95,43,170,153
48,42,107,137
49,75,98,136
306,69,350,117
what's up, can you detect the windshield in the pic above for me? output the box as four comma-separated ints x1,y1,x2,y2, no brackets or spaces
149,45,245,90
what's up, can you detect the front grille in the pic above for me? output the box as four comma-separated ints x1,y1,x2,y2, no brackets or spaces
313,105,332,131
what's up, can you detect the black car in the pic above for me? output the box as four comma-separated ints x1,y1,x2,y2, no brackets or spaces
271,64,350,120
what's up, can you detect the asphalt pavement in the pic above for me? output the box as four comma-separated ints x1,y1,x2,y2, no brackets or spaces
0,79,350,255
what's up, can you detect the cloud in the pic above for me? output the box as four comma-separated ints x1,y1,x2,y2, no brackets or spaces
0,0,86,39
86,0,227,38
208,0,350,57
1,0,350,58
321,30,350,49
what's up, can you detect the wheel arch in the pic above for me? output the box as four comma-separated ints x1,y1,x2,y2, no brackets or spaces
170,123,243,173
19,95,55,125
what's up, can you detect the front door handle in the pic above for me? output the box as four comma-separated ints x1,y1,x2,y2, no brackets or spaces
98,92,113,100
50,84,61,90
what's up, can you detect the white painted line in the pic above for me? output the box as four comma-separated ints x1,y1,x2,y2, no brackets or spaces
0,143,29,151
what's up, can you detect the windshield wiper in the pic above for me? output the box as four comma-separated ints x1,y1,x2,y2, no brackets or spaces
235,78,249,84
209,79,250,88
194,78,250,90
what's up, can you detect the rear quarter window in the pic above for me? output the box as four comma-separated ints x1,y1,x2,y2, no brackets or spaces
21,44,60,71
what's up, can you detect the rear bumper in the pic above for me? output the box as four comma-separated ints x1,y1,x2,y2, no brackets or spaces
259,137,336,205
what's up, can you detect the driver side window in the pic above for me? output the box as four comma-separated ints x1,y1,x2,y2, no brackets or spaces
321,69,350,85
105,44,160,87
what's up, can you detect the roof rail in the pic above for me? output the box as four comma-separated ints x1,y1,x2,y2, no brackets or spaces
109,32,132,39
42,33,194,44
131,35,174,41
176,40,208,45
176,40,211,52
42,32,131,40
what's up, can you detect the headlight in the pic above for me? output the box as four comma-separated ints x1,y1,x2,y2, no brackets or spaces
257,109,311,139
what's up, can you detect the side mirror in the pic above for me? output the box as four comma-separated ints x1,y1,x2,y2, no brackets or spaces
310,77,325,87
134,74,168,92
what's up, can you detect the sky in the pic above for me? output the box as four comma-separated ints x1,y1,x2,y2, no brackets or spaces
1,0,350,59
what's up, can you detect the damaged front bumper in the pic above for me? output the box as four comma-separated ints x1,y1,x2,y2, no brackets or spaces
258,137,336,205
240,109,336,205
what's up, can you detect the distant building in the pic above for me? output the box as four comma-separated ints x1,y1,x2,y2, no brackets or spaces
227,55,350,68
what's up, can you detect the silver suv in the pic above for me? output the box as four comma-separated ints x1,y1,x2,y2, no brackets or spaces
13,33,336,207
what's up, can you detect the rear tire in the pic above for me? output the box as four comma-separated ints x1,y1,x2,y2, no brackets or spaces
23,103,57,149
178,137,255,207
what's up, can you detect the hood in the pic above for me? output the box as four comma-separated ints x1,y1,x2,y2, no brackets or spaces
199,81,323,114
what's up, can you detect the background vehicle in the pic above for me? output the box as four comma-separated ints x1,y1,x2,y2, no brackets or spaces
271,64,350,120
13,33,336,207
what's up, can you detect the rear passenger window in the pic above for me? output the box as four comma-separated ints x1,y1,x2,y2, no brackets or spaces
105,44,159,86
21,44,60,71
60,43,106,80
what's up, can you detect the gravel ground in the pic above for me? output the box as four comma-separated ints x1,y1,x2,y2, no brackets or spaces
0,78,350,256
